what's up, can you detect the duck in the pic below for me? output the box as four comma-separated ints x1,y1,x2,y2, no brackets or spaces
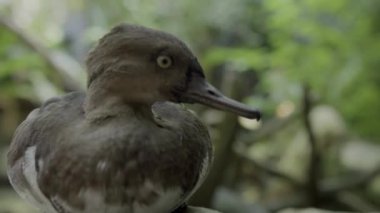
7,24,261,213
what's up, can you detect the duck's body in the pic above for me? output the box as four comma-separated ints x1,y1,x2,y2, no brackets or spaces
8,92,211,213
7,24,260,213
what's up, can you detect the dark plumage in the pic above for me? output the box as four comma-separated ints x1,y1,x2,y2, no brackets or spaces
7,24,260,213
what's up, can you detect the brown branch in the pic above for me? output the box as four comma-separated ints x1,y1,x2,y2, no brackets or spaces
266,193,308,212
302,84,321,206
234,145,304,188
321,165,380,194
336,191,379,212
240,112,299,145
0,15,84,91
266,162,380,211
184,206,221,213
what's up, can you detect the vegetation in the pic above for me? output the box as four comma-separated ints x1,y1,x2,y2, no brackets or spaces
0,0,379,212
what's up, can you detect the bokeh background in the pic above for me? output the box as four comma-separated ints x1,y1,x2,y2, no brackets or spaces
0,0,379,212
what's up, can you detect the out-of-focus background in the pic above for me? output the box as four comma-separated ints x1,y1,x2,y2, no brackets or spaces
0,0,379,212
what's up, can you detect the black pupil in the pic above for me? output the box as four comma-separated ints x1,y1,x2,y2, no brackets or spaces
161,58,168,65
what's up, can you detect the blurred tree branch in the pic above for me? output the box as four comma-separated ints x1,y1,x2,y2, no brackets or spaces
268,166,380,211
235,84,379,211
302,84,321,206
234,145,303,188
0,15,84,91
336,191,379,212
241,112,299,145
321,165,380,195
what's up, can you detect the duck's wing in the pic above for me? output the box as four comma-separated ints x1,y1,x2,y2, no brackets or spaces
7,92,85,213
151,102,213,208
179,114,213,207
6,108,58,212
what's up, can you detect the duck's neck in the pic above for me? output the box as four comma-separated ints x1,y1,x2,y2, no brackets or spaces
84,87,154,122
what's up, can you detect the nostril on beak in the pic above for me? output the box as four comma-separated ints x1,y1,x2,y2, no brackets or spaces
207,90,219,97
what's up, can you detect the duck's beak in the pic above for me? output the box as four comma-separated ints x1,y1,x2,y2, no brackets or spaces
180,60,261,120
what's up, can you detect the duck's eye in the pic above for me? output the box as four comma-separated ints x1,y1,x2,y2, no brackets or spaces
156,55,172,69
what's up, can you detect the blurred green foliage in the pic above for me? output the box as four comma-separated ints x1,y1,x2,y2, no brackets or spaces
1,0,379,141
0,0,379,211
263,0,380,140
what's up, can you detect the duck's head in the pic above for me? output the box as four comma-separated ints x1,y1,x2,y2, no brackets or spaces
86,24,261,120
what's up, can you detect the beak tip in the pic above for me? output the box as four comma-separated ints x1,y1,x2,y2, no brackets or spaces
247,110,262,121
257,112,262,121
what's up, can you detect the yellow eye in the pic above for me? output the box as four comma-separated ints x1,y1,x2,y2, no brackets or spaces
156,55,172,68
